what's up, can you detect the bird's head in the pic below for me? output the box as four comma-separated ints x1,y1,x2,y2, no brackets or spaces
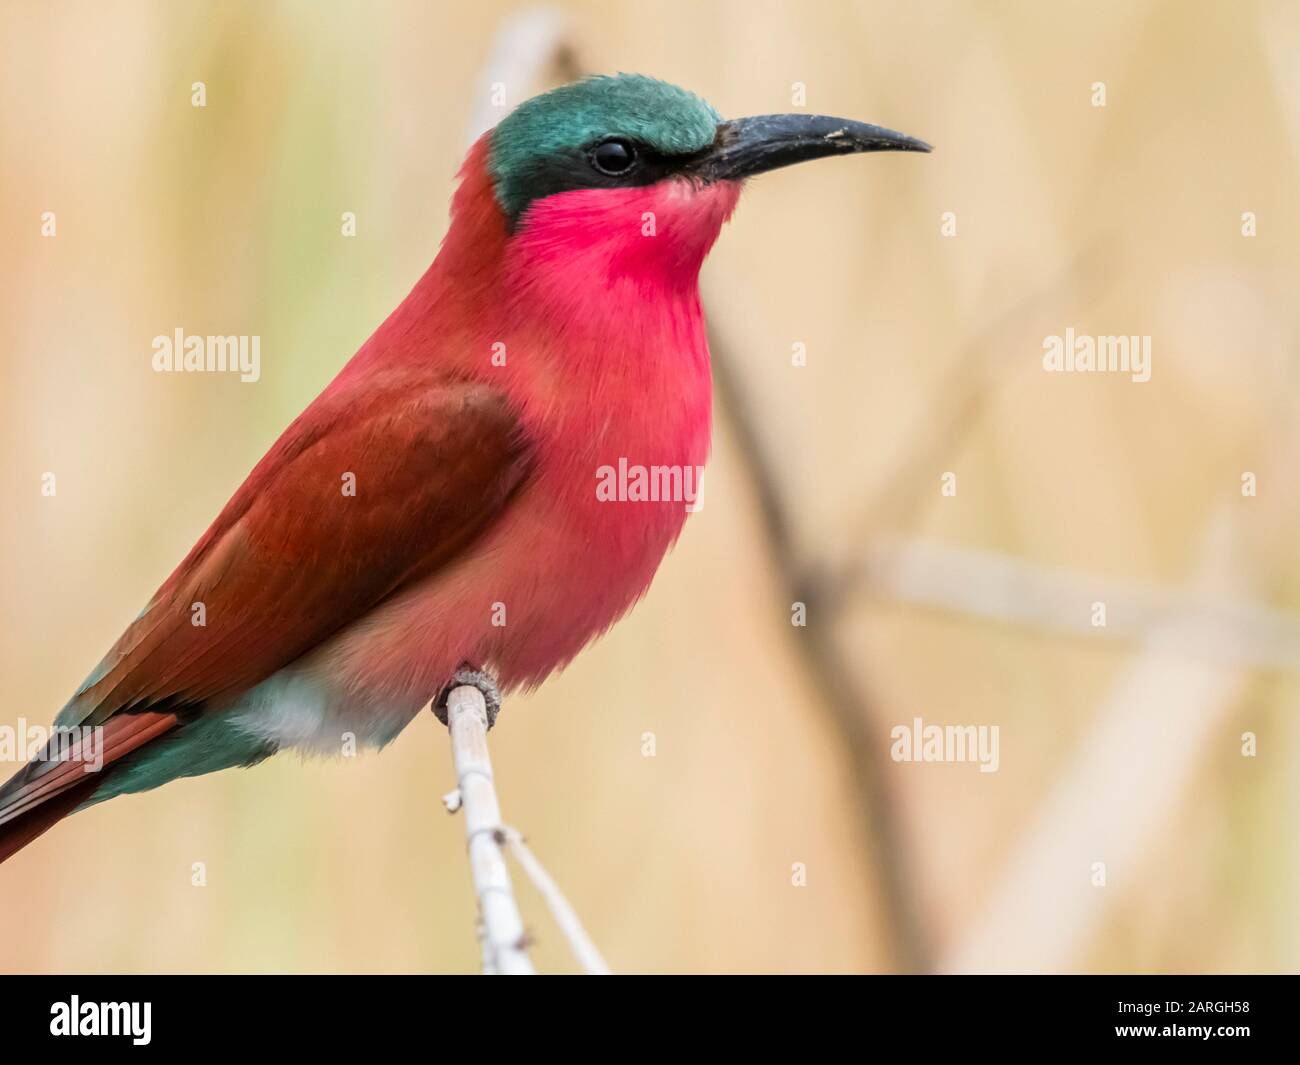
444,73,929,306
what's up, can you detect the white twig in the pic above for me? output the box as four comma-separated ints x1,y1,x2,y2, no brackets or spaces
442,684,534,975
437,14,605,977
475,918,498,976
500,825,612,975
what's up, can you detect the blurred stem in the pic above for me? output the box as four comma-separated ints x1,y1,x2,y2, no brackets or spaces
709,324,932,975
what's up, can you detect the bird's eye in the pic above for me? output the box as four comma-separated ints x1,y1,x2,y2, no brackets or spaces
590,138,637,176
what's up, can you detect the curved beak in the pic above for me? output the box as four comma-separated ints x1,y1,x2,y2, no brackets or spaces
695,114,931,183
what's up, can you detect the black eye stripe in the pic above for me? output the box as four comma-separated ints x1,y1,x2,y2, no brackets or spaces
505,140,710,230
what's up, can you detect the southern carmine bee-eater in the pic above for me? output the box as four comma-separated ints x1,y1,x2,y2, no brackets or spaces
0,74,928,863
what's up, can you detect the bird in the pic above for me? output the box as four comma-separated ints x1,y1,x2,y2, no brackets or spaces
0,73,928,863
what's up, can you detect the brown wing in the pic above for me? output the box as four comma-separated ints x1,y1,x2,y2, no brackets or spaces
62,368,530,727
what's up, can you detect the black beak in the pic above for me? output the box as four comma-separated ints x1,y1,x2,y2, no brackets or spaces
695,114,931,183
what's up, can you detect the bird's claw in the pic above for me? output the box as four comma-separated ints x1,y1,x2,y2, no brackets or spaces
434,664,502,729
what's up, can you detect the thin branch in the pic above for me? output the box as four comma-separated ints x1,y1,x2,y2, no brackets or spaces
812,244,1107,613
941,395,1300,973
439,12,608,979
440,684,534,975
709,325,933,974
940,515,1251,973
500,825,612,975
855,537,1300,673
705,246,1108,974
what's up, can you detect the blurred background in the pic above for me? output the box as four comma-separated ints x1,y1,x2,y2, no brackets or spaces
2,0,1299,974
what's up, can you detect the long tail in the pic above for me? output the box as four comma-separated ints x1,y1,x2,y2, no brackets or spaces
0,711,178,864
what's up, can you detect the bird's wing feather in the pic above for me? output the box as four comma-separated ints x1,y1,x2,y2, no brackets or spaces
63,369,530,727
0,710,178,828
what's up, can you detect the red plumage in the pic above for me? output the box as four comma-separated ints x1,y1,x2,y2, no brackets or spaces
0,136,738,860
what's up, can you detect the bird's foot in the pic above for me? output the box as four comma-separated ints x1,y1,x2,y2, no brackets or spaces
434,664,502,730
